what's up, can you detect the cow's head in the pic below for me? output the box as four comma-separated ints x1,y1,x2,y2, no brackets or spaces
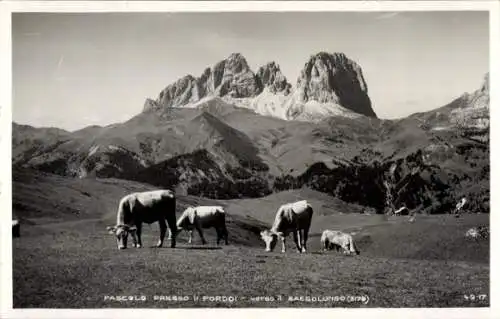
260,229,278,252
107,225,137,250
177,207,196,231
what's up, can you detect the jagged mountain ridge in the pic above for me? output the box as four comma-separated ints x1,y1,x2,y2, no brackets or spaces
144,52,377,121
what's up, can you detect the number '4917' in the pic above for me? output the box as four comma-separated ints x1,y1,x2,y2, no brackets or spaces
464,294,487,301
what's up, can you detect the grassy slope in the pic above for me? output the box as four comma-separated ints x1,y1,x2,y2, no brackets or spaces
12,169,489,308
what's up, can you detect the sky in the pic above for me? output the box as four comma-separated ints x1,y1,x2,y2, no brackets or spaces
12,11,489,131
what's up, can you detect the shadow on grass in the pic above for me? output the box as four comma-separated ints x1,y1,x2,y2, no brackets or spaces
177,246,223,250
310,251,326,255
255,255,283,259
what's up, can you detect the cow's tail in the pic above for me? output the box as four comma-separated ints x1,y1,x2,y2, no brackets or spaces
307,204,314,218
349,236,360,255
306,203,314,231
220,211,229,243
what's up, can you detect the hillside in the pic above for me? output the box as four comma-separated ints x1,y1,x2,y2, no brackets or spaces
12,168,490,308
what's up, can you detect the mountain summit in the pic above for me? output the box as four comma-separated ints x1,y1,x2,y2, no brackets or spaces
295,52,375,117
256,61,292,95
144,52,377,121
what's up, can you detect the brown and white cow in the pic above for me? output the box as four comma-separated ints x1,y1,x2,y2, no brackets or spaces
106,190,177,250
260,200,313,253
174,206,229,245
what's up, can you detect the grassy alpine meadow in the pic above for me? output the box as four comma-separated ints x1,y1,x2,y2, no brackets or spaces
12,170,490,308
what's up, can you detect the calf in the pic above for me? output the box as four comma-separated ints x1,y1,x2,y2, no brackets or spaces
174,206,229,245
321,230,360,255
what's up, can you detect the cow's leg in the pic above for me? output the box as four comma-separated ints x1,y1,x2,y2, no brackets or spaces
323,238,330,251
131,229,138,248
187,230,193,244
132,223,142,248
165,218,177,249
156,219,167,248
135,223,143,248
223,227,229,245
196,226,207,245
342,243,350,255
302,228,309,253
216,228,222,246
292,231,300,252
220,215,229,245
168,227,177,249
193,219,207,245
281,235,286,253
298,230,303,252
294,230,302,253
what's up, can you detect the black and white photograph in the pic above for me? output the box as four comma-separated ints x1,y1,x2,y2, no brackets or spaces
0,0,498,316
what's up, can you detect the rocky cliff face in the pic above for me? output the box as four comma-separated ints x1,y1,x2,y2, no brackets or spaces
256,61,292,95
450,72,489,130
465,72,489,111
295,52,375,117
144,53,263,113
207,53,262,98
144,52,377,121
143,98,160,112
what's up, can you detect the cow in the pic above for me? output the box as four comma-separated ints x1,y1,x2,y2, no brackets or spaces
12,220,20,238
320,230,360,255
106,190,177,250
173,206,229,245
260,200,313,253
394,206,410,216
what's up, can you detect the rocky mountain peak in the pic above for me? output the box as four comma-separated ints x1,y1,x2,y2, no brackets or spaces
147,53,262,112
225,53,251,72
209,52,261,98
446,72,490,130
467,72,490,110
295,52,376,117
143,98,160,112
156,74,200,109
256,61,291,95
144,51,377,120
